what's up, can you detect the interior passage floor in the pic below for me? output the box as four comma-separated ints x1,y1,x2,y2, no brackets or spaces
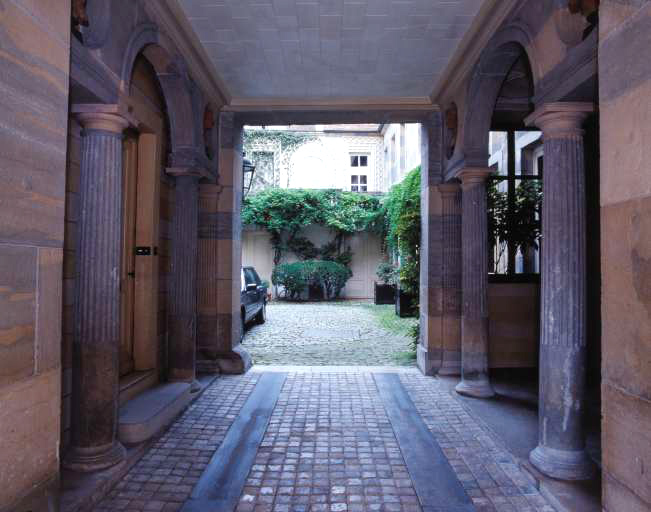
93,369,556,512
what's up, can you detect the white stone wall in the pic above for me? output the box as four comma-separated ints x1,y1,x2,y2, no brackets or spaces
381,123,422,192
286,133,384,192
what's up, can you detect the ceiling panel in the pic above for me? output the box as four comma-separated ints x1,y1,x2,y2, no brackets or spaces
177,0,487,100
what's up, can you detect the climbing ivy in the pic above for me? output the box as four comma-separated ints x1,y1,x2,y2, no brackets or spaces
244,130,316,190
383,166,421,295
244,130,315,154
242,188,384,265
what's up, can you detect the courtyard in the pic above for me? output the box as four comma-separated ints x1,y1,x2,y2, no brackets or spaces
243,302,417,367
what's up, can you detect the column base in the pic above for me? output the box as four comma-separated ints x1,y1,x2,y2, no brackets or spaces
455,377,495,398
63,440,126,472
416,345,441,376
529,445,595,481
199,345,252,375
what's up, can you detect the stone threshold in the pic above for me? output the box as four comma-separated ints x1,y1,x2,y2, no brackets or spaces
520,460,601,512
60,374,218,512
119,369,158,406
119,381,192,444
251,364,419,373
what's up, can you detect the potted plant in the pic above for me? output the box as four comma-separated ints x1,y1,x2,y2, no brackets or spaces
395,258,418,318
375,262,397,305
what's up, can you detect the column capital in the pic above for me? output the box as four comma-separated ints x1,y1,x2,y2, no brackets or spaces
166,167,211,179
458,167,493,188
72,104,134,133
525,102,594,138
438,181,461,197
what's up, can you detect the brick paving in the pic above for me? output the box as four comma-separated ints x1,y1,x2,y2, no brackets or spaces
244,303,416,366
93,374,259,512
237,372,421,512
93,369,557,512
400,373,555,512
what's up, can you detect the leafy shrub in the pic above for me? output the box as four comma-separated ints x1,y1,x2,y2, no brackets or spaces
407,322,420,352
376,262,398,285
272,260,352,300
271,262,307,299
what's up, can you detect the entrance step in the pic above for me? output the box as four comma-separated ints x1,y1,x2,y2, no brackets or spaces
118,369,157,406
118,382,191,444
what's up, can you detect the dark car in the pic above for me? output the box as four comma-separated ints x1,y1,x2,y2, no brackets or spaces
240,266,267,339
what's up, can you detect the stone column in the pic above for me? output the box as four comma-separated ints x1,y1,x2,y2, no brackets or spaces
455,168,495,398
166,172,200,390
526,102,595,480
439,182,462,376
64,111,129,472
417,113,444,376
196,112,251,374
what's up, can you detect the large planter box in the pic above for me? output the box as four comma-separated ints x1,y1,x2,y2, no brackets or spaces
374,282,396,305
395,288,417,317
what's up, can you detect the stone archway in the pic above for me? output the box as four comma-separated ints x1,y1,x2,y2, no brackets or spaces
460,23,538,168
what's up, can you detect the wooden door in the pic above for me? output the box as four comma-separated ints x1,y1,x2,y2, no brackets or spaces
120,134,139,376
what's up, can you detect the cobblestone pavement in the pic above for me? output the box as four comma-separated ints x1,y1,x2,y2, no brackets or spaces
93,374,259,512
94,369,556,512
243,303,416,366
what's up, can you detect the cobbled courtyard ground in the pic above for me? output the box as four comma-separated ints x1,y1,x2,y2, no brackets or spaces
243,302,417,366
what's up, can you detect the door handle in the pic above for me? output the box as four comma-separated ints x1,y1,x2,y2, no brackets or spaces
127,272,135,278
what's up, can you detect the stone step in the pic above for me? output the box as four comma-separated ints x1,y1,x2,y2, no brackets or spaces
118,382,192,444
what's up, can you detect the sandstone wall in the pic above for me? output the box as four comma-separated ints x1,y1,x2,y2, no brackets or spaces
0,0,71,509
599,3,651,511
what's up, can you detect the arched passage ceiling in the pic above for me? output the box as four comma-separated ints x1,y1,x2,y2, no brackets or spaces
177,0,488,105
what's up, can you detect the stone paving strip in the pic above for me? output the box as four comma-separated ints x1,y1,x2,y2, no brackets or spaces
399,373,556,512
181,373,287,511
93,374,259,512
243,303,415,366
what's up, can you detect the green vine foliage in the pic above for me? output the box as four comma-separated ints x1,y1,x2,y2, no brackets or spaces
242,188,384,265
487,179,542,272
383,167,421,295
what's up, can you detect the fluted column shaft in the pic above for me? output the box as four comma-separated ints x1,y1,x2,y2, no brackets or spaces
65,112,129,472
440,183,462,376
526,102,595,480
456,168,495,398
168,174,199,386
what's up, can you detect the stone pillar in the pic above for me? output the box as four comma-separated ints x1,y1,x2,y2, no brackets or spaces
196,112,251,374
455,168,495,398
526,102,595,480
417,113,444,375
166,172,200,390
64,111,129,472
439,183,462,376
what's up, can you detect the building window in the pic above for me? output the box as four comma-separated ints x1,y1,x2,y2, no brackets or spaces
351,175,367,192
487,130,543,277
350,154,368,167
350,153,369,192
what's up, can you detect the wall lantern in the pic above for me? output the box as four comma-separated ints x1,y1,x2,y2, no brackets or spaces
242,154,256,199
